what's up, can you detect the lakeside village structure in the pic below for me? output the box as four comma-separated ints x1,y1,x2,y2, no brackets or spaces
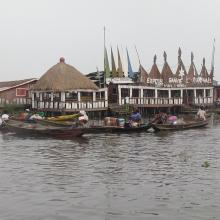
0,47,217,116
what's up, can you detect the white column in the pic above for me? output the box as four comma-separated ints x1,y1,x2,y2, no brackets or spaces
210,88,213,97
155,89,158,98
180,89,183,105
31,92,35,108
180,89,183,98
77,92,81,102
203,89,206,97
93,92,96,102
130,87,132,98
168,89,171,99
40,92,43,101
61,92,65,102
140,89,143,98
210,88,214,103
118,86,122,105
51,92,54,102
105,89,108,107
39,92,43,108
194,89,197,98
140,89,143,104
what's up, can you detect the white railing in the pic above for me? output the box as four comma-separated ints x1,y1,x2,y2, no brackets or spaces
32,100,108,110
194,97,213,105
121,97,183,106
0,98,31,105
120,96,213,106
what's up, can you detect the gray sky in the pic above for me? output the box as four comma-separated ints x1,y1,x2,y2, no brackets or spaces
0,0,219,81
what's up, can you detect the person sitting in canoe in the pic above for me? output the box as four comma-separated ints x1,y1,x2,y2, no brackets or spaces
197,105,206,121
151,111,168,124
78,110,88,125
129,108,141,127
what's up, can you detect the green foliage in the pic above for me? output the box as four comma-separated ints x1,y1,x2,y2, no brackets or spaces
201,161,210,168
1,104,27,114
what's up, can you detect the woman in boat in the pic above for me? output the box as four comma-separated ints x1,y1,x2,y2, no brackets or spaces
78,110,89,126
197,105,206,120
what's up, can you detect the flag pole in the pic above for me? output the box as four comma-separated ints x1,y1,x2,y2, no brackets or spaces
211,38,215,71
135,45,141,66
104,26,106,85
96,66,101,89
135,45,142,81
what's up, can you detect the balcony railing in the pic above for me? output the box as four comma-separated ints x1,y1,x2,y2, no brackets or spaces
32,100,108,110
194,97,213,105
120,97,183,105
120,97,213,106
0,98,31,105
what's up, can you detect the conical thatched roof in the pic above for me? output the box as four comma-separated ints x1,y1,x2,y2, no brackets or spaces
34,58,98,91
149,55,161,79
138,64,148,83
161,52,173,84
175,48,187,77
187,52,198,83
200,58,209,78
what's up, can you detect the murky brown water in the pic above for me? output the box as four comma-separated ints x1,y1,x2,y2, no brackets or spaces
0,119,220,220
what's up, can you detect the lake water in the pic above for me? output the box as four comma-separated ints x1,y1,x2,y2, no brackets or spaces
0,119,220,220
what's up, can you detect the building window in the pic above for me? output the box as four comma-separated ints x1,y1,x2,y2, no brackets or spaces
121,88,130,98
81,92,93,101
16,88,27,97
143,89,155,97
171,90,181,98
65,92,77,101
205,89,210,97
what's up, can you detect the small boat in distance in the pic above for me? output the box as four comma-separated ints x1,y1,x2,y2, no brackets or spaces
5,119,84,139
152,119,209,132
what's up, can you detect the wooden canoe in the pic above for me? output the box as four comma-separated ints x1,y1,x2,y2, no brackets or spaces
152,120,209,131
37,119,72,127
82,123,152,134
5,119,84,139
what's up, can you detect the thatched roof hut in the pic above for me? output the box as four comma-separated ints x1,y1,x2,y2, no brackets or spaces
34,58,98,91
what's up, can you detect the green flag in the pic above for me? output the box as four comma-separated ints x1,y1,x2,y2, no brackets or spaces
117,47,124,77
104,47,111,78
111,47,117,77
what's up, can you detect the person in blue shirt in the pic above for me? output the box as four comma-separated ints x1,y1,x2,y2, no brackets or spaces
129,108,142,126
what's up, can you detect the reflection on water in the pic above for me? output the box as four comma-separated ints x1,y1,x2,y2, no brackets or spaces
0,120,220,220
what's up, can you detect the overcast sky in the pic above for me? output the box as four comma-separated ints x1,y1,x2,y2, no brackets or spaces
0,0,219,81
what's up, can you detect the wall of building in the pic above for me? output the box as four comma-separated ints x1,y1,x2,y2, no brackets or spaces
0,82,36,105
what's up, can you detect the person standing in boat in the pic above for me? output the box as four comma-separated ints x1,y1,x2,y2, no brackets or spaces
197,105,206,120
129,108,142,127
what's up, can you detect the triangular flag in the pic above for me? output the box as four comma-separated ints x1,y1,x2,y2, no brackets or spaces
104,47,111,78
111,47,117,78
117,47,124,77
126,48,134,78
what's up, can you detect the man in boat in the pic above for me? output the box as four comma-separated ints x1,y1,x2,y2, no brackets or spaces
197,105,206,121
129,108,142,127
